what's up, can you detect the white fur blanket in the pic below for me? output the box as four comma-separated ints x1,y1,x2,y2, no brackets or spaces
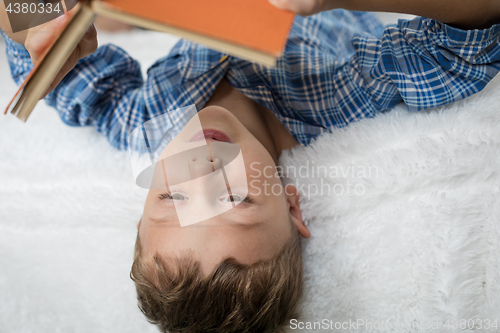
1,14,499,332
280,75,500,332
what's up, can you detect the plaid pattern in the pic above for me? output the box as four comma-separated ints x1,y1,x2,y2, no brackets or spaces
2,10,500,149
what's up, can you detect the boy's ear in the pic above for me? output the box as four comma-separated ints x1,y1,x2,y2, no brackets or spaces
284,184,310,238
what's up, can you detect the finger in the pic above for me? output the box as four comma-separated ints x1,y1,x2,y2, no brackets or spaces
35,21,96,99
41,48,81,99
25,13,70,64
76,24,98,59
42,24,98,99
268,0,326,15
56,25,97,88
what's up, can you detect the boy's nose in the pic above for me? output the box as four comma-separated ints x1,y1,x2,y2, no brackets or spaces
188,156,222,179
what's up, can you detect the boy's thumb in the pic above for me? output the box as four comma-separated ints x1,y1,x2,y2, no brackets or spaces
47,13,69,32
25,13,69,63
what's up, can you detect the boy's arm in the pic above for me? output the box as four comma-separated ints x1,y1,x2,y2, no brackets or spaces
1,27,181,150
269,0,500,30
0,5,182,151
297,14,500,124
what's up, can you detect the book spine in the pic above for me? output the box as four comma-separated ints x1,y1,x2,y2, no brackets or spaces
16,3,97,122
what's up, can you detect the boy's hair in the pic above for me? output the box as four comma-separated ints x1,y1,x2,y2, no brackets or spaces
130,220,303,333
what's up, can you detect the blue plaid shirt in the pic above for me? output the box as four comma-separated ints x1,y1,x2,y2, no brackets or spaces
2,10,500,149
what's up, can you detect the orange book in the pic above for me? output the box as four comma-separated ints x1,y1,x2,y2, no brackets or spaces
5,0,294,122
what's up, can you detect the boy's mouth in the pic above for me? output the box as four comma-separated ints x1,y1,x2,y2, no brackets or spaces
189,129,232,143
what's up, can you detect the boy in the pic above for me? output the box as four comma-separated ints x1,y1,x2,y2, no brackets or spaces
1,0,500,331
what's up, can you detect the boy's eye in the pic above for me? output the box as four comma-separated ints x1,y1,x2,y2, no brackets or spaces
220,194,250,203
170,193,188,200
159,192,188,201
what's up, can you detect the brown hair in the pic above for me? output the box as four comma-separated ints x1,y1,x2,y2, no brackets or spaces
130,223,303,333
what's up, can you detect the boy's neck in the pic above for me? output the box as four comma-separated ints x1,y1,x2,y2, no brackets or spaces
205,78,299,164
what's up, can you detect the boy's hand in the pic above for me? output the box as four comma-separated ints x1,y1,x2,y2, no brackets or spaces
269,0,500,30
24,10,97,98
268,0,333,16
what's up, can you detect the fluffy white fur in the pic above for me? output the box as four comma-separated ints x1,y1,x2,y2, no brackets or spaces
1,14,499,332
280,74,500,332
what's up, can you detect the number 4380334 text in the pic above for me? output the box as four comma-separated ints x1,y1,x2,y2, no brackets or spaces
6,2,62,15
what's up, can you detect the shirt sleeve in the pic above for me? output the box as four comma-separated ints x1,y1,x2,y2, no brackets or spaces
1,31,34,84
0,30,186,151
333,16,500,123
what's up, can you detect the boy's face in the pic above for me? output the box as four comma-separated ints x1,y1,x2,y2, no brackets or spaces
139,106,309,275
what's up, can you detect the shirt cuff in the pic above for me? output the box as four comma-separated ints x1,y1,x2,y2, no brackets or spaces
0,29,34,85
0,29,30,56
